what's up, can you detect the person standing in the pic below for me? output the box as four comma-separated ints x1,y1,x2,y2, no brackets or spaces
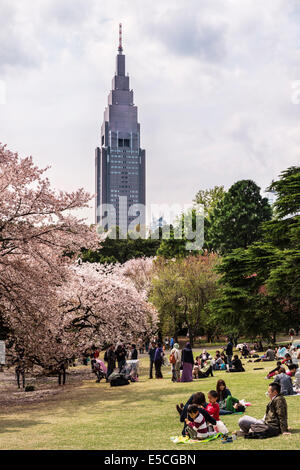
105,344,116,382
238,382,290,438
148,341,156,379
115,344,127,372
289,328,295,342
15,358,26,389
181,342,194,382
154,342,164,379
58,360,68,386
130,344,138,360
170,343,181,382
225,338,233,369
170,337,174,349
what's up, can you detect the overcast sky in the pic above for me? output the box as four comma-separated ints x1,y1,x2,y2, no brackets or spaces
1,0,300,224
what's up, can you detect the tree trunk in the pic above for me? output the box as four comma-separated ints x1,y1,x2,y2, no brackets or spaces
188,330,194,348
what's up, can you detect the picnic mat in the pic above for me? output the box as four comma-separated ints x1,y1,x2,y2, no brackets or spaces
170,433,222,444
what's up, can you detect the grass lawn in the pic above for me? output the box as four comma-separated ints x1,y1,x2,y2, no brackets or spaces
0,349,299,450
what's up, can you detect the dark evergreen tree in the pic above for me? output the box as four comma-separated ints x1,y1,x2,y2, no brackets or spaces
207,180,272,254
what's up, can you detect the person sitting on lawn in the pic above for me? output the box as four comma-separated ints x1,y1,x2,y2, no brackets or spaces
238,382,291,438
220,396,246,415
216,379,232,414
205,390,220,420
274,367,297,396
288,364,300,392
198,359,214,378
205,390,229,435
265,361,283,379
290,347,300,366
241,344,250,358
213,352,225,370
185,404,216,440
192,356,201,379
281,353,294,367
276,345,287,359
226,354,245,372
176,392,217,436
220,352,227,365
200,350,210,367
262,346,275,362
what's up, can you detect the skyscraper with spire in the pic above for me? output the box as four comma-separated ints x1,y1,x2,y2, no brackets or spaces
95,24,146,232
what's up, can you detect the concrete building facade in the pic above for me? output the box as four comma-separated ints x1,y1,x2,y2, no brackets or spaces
95,27,146,233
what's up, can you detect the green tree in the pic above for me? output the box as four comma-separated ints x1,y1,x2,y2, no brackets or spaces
211,167,300,341
81,227,161,264
210,247,285,343
150,254,220,345
262,166,300,324
156,209,204,259
193,185,226,217
207,180,272,254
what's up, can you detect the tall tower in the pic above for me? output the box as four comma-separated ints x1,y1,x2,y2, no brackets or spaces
95,24,146,233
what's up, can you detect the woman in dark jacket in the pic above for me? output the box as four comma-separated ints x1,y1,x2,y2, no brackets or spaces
115,344,127,372
227,355,245,372
180,342,194,382
154,343,164,379
216,379,232,415
176,392,216,436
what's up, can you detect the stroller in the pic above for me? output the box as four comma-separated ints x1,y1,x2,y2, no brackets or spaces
108,360,139,387
92,359,107,383
121,360,139,382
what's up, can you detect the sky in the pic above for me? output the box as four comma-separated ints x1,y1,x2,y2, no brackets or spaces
1,0,300,224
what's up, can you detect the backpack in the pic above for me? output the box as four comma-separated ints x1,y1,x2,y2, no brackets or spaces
169,352,176,364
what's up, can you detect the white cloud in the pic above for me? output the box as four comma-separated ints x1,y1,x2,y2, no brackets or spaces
0,0,299,224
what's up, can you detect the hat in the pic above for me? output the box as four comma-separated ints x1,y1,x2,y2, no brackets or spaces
174,343,179,349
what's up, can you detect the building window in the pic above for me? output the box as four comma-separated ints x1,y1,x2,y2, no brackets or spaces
118,138,130,148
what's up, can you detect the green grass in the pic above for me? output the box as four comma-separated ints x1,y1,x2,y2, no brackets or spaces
0,350,299,450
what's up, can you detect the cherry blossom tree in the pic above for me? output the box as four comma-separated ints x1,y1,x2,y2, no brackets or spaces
0,143,97,369
60,262,158,350
0,144,157,371
120,257,155,299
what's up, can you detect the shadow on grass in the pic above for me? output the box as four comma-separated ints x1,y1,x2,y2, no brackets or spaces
60,376,218,418
0,418,46,434
290,429,300,434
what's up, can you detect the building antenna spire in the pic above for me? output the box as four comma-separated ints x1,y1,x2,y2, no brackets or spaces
118,23,123,53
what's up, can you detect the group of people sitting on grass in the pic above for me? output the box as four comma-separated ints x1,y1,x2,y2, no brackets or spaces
88,343,140,383
175,379,292,440
176,379,247,440
265,363,300,395
166,339,246,383
248,343,300,364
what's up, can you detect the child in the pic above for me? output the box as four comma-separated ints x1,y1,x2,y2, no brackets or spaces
206,390,229,435
185,404,216,440
206,390,220,420
192,357,200,379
